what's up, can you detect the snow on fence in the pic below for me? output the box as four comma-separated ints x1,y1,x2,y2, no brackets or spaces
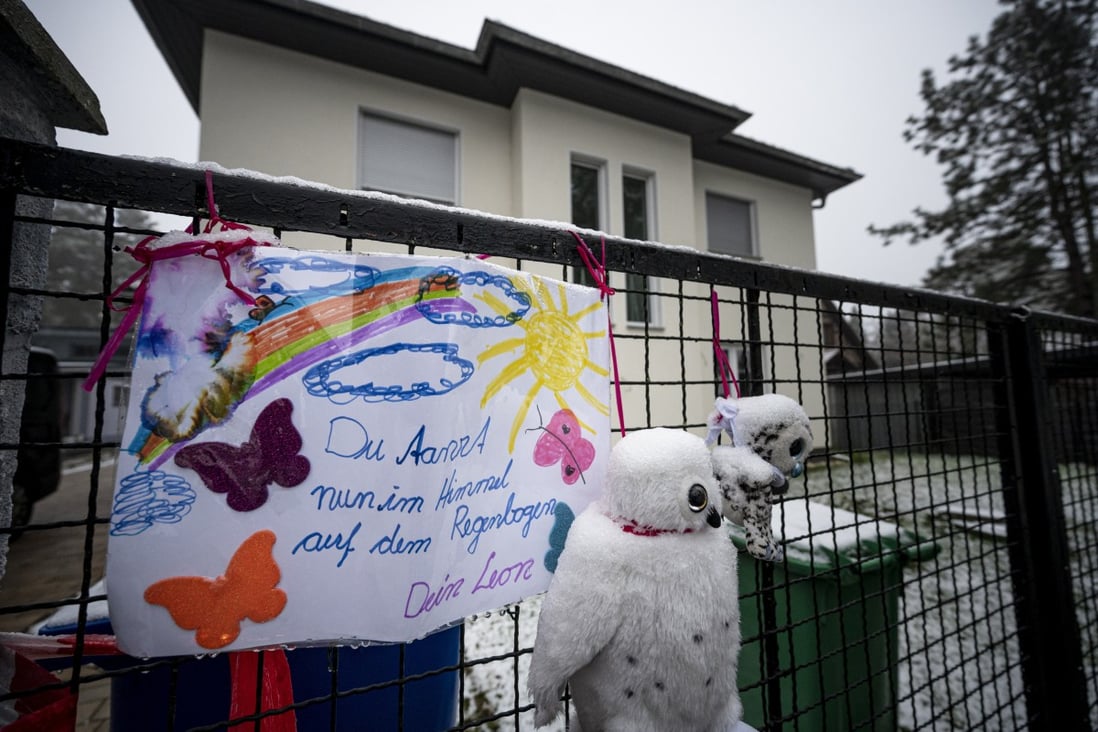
2,138,1097,731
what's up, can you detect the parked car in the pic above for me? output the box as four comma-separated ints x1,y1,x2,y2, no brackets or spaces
10,347,62,537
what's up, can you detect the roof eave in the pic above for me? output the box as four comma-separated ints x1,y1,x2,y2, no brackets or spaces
698,133,863,201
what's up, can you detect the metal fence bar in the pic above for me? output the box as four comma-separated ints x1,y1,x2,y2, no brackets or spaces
992,311,1090,730
0,138,1011,321
743,287,785,730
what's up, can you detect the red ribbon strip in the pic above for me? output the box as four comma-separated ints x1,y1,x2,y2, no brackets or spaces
1,652,77,732
616,517,694,537
228,649,298,732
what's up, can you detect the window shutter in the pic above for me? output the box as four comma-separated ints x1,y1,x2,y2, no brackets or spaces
360,114,456,204
706,193,754,256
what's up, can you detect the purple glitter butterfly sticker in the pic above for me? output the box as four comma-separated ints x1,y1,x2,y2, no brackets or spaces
174,398,310,512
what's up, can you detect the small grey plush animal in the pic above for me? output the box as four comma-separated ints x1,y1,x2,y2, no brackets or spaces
528,428,742,731
711,445,785,561
707,394,813,562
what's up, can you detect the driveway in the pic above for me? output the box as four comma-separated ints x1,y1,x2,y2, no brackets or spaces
1,453,116,632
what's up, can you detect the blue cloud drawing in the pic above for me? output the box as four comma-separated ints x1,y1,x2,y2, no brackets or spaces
415,267,530,328
302,342,475,403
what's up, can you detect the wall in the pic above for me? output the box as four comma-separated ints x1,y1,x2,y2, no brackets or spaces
199,31,513,218
693,159,817,270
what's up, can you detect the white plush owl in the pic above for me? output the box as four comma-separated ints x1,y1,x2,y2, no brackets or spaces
707,394,813,562
706,394,813,487
528,428,742,732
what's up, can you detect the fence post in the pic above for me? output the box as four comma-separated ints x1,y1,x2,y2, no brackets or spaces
745,289,784,730
0,189,13,352
990,310,1089,730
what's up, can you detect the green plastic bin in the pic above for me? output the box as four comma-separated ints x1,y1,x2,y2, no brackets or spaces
730,500,938,731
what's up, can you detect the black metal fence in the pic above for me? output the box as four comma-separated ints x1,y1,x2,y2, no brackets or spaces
1,137,1096,731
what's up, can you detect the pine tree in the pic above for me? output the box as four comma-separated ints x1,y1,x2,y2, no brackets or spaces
42,201,153,328
871,0,1098,317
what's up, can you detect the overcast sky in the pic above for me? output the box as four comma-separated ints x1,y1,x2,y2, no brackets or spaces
24,0,1002,288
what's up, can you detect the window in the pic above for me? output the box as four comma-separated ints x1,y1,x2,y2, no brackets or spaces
359,112,457,204
623,172,659,326
111,384,128,409
570,159,605,287
706,192,755,257
719,341,765,395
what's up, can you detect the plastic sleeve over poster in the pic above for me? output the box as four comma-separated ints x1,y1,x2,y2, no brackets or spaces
105,243,610,657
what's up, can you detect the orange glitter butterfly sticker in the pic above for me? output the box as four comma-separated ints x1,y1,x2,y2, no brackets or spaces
144,529,287,650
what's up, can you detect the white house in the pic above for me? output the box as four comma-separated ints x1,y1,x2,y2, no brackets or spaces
133,0,860,435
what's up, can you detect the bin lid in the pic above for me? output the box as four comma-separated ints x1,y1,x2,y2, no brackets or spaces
728,499,938,580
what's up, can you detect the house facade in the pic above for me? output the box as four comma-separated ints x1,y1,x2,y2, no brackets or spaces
134,0,860,434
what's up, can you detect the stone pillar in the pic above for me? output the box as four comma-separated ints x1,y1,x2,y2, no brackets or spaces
0,0,106,577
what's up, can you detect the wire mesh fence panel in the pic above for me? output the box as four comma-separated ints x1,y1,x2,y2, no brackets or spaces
1,139,1096,731
1030,316,1098,730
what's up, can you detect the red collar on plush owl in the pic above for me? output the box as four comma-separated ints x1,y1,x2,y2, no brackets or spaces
613,516,695,536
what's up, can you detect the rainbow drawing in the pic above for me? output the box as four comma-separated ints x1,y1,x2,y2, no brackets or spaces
131,262,490,467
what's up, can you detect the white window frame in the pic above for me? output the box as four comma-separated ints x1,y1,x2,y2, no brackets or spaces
622,168,661,328
111,383,129,409
719,340,768,394
358,110,459,205
705,191,758,258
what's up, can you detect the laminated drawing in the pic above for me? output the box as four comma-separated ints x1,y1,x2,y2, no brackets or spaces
105,233,611,657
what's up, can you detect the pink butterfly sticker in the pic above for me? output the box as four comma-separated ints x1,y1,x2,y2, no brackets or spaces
174,398,310,512
532,409,595,485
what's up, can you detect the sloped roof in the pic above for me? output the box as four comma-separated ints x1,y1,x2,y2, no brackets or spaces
132,0,861,200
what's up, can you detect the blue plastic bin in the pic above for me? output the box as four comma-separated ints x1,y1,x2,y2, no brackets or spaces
105,626,460,731
40,619,460,731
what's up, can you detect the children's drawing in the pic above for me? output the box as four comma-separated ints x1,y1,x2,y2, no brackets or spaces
110,470,196,537
477,278,609,452
529,408,595,485
302,342,475,403
131,259,464,466
543,502,574,573
107,246,610,656
414,267,531,327
143,530,287,650
173,398,310,512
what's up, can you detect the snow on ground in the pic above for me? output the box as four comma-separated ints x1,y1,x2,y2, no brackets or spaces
459,450,1098,731
804,451,1098,730
461,599,554,731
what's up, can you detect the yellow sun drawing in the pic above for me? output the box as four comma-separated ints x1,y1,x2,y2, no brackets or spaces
477,276,610,453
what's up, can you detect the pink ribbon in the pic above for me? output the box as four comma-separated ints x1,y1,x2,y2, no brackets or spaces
710,287,741,399
570,231,625,438
82,172,267,392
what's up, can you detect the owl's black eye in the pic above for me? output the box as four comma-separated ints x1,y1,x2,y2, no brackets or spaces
789,439,805,457
687,484,708,512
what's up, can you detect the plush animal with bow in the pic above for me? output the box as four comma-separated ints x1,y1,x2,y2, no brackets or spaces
528,428,743,731
707,394,813,562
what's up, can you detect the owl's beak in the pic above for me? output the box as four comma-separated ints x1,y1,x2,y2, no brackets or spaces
771,474,790,496
706,505,722,529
